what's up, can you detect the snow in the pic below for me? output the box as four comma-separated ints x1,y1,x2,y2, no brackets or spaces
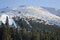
0,14,17,27
24,19,32,28
0,6,60,26
0,14,9,24
42,7,60,17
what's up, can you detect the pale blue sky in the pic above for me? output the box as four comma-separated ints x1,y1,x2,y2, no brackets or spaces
0,0,60,9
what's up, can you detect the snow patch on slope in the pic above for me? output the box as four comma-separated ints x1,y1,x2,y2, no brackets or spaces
24,19,32,28
0,14,17,26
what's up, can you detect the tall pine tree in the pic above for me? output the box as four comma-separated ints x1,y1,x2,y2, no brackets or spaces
2,16,12,40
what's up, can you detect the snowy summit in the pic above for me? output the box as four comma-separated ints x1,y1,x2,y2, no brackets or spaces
0,6,60,26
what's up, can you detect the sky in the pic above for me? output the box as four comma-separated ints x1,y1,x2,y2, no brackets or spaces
0,0,60,9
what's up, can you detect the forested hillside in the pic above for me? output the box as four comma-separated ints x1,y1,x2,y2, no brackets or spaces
0,17,60,40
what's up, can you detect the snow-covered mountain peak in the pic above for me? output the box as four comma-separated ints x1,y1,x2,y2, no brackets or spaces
0,6,60,26
13,6,60,20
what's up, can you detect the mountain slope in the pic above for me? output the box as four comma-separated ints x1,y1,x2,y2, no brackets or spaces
0,6,60,27
12,6,60,26
42,7,60,17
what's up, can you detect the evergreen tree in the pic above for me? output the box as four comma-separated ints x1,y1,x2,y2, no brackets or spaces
5,16,9,25
2,16,12,40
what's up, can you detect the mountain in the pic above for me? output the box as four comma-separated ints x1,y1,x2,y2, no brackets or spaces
0,6,60,27
0,7,12,13
42,7,60,17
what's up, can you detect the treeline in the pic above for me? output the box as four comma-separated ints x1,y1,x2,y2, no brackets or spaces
0,17,60,40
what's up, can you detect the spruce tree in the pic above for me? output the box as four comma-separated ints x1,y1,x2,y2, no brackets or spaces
2,16,12,40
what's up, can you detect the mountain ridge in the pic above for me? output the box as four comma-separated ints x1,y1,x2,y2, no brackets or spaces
0,6,60,27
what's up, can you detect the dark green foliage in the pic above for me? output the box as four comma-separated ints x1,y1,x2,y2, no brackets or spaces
2,17,12,40
0,17,60,40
